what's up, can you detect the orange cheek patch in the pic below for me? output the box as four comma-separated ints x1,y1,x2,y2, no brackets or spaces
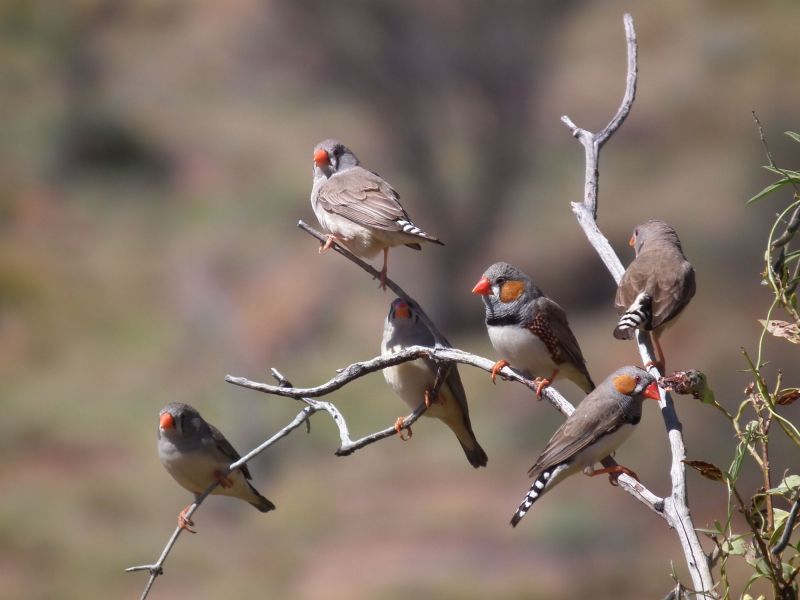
612,374,637,395
499,280,525,303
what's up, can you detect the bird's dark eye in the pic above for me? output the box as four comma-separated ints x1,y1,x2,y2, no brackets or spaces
634,375,641,384
496,277,506,285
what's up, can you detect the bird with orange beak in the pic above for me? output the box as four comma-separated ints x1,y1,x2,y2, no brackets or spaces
310,138,443,289
510,366,661,526
472,261,594,396
157,402,274,532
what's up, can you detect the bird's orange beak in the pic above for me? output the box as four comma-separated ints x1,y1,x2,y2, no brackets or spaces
394,301,411,319
159,412,175,430
314,148,329,167
629,234,636,247
472,276,492,296
643,382,661,401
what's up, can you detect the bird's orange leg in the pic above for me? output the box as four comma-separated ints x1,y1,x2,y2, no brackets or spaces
394,416,412,441
646,333,666,373
318,234,342,254
533,369,559,398
378,247,389,291
213,470,234,489
587,464,640,486
424,388,445,407
490,359,510,384
178,504,196,534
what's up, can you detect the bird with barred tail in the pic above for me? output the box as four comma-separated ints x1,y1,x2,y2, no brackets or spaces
614,220,696,371
472,261,595,397
310,139,444,289
510,365,661,527
381,298,488,468
157,402,275,533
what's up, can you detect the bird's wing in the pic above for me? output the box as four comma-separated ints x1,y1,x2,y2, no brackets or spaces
615,250,695,329
208,423,252,480
651,259,696,329
527,392,625,478
317,167,408,231
536,297,591,377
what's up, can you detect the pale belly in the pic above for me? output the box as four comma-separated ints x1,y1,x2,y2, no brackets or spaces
487,323,556,378
382,355,454,420
159,441,250,500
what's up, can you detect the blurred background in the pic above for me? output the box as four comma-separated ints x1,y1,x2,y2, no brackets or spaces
1,1,799,598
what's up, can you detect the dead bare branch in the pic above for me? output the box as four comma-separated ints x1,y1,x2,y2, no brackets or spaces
563,13,716,597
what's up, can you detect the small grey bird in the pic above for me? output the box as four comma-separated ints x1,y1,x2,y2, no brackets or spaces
510,365,660,527
614,220,696,371
311,139,444,289
157,402,275,532
472,262,595,396
381,298,488,468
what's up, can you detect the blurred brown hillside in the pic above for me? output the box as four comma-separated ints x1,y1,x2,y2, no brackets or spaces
0,1,798,598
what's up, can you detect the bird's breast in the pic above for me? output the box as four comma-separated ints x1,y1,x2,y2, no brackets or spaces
487,323,556,376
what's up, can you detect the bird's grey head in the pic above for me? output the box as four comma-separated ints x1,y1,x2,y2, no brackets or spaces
313,138,359,179
472,261,540,322
158,402,206,441
601,365,661,425
609,364,660,407
630,220,683,255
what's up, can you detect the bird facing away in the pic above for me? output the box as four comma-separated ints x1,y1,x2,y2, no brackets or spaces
157,402,275,532
472,261,595,396
510,365,660,527
381,298,488,468
614,220,696,371
310,138,444,289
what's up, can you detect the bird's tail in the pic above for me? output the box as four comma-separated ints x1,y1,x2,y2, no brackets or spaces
459,438,489,469
510,464,568,527
613,292,652,340
396,219,445,246
247,483,276,513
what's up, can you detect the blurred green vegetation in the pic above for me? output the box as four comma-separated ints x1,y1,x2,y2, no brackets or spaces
0,1,798,598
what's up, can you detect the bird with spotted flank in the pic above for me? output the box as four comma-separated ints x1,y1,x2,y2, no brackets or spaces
510,365,661,527
614,219,696,372
310,139,444,289
472,262,595,396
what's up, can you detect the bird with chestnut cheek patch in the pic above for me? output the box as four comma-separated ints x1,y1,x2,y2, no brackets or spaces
510,365,661,527
310,138,443,289
472,261,595,397
157,402,275,533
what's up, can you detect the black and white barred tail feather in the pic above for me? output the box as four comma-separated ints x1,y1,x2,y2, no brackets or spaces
396,219,445,246
613,292,652,340
510,464,566,527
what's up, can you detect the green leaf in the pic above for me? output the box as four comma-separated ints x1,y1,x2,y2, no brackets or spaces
722,534,748,556
747,179,797,204
763,165,800,179
785,131,800,144
766,474,800,496
768,508,791,547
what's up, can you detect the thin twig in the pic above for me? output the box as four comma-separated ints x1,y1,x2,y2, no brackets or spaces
752,112,800,249
125,404,315,600
298,220,450,347
562,13,716,596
